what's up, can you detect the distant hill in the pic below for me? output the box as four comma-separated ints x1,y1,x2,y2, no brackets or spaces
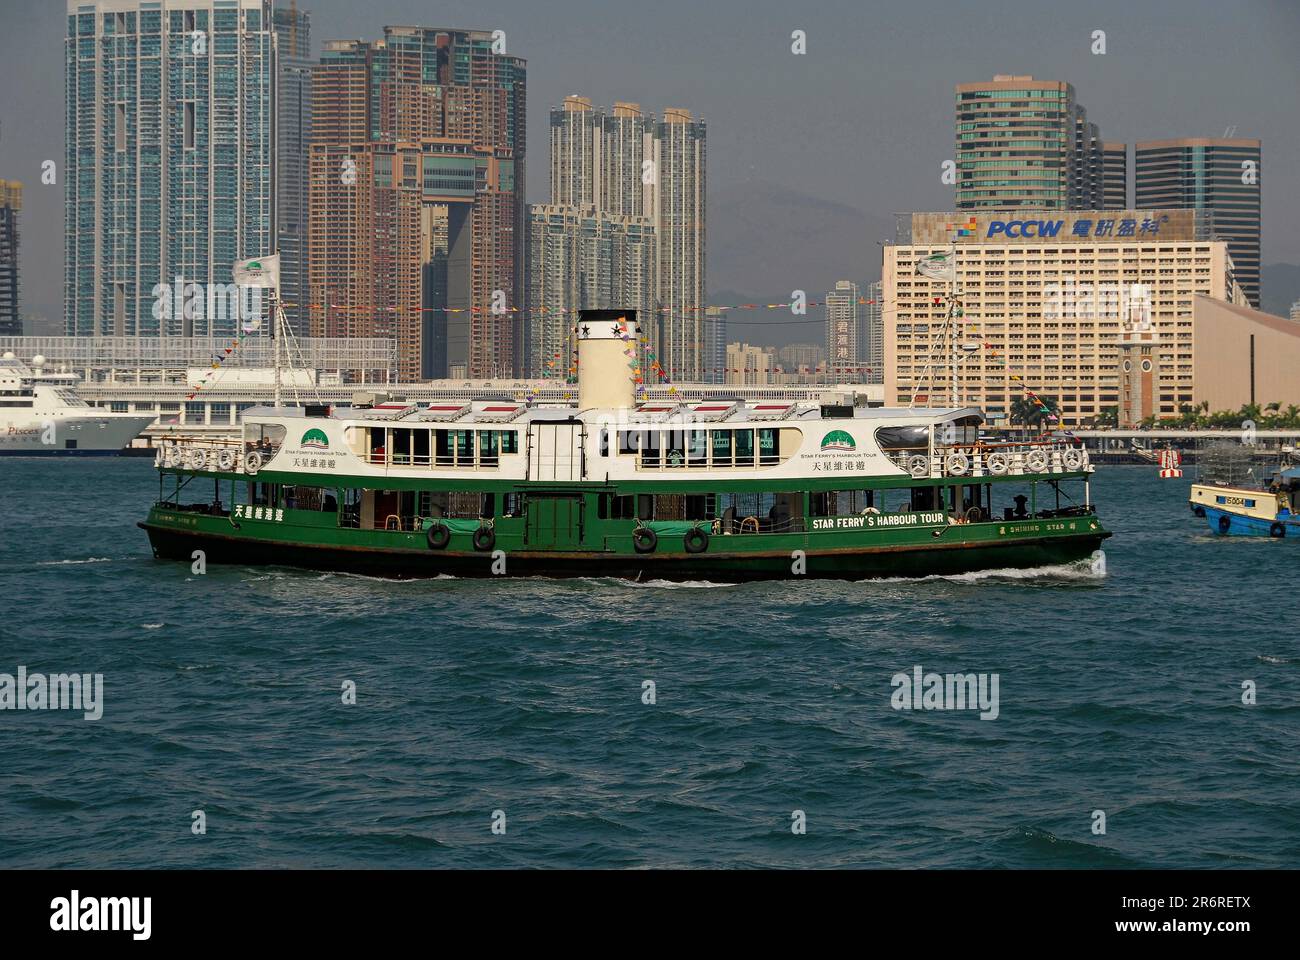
707,181,889,348
1260,263,1300,318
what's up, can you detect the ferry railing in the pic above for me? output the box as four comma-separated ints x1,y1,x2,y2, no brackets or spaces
894,440,1092,480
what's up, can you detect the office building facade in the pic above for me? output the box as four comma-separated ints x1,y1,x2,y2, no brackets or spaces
955,75,1107,211
884,210,1246,426
824,280,860,384
1102,142,1127,209
65,0,275,338
1135,137,1261,307
0,180,20,337
307,28,527,380
272,3,311,335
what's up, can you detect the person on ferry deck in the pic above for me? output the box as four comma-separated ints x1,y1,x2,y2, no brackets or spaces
1012,494,1029,519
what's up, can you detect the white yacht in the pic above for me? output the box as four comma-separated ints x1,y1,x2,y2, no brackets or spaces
0,353,155,455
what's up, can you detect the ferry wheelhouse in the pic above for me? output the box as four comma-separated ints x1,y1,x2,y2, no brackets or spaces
139,312,1110,580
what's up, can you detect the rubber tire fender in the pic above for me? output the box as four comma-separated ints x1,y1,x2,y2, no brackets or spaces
426,522,451,550
684,527,709,554
633,527,658,554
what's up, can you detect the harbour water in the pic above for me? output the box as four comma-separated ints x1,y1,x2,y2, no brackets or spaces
0,460,1296,868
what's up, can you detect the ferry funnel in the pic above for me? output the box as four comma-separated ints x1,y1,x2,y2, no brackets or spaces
576,310,639,410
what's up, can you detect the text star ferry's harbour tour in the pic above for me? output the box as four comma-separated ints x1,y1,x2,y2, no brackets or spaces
139,310,1111,580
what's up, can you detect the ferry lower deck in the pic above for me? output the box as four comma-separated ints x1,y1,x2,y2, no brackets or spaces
140,471,1109,581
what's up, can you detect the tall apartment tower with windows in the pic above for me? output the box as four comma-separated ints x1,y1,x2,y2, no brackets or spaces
272,3,311,335
824,280,860,384
1102,141,1127,208
1135,138,1262,307
308,27,527,380
655,108,708,381
528,99,710,383
862,279,883,383
0,180,20,337
955,75,1106,210
65,0,275,337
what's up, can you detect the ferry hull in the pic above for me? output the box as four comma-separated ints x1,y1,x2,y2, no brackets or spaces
139,518,1108,582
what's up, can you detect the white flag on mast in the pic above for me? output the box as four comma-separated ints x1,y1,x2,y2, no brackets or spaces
915,252,956,282
232,254,280,290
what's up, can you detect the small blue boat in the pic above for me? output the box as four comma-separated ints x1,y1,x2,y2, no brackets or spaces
1190,466,1300,538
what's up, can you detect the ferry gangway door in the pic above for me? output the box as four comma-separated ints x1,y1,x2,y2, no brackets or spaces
527,420,587,481
524,493,585,551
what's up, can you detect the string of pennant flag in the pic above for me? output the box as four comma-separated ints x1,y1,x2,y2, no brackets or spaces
281,299,883,315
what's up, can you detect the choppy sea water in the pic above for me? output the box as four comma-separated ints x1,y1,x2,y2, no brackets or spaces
0,459,1296,869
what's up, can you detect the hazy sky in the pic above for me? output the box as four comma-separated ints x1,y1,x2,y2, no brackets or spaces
2,0,1298,322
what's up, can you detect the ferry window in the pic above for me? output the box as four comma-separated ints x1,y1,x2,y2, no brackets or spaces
617,430,642,455
284,486,336,511
711,430,734,466
500,431,519,455
758,428,778,466
434,430,453,466
734,429,755,466
340,489,363,527
391,429,412,464
684,494,715,520
502,493,522,517
479,431,499,466
412,429,430,466
454,430,472,464
664,431,686,468
687,430,708,468
480,494,495,519
874,425,929,451
597,494,635,519
639,432,661,467
637,494,654,521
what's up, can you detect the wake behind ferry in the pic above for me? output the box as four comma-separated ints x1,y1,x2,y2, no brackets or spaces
139,310,1111,580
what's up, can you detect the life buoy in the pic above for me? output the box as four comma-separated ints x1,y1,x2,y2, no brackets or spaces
217,449,236,471
244,450,264,474
1217,514,1232,534
1269,522,1287,538
1192,505,1205,518
1025,449,1049,473
986,451,1010,476
426,522,451,550
472,526,496,551
190,448,208,471
684,527,709,554
164,447,181,468
1062,448,1085,470
964,506,983,523
633,526,658,554
907,455,929,479
945,452,970,476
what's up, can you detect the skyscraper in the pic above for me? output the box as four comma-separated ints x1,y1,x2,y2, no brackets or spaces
0,180,20,337
528,99,709,383
955,75,1106,210
1102,142,1127,209
863,279,883,383
307,27,527,380
655,108,707,381
65,0,275,337
526,205,655,381
824,280,860,384
1135,138,1262,307
272,3,312,335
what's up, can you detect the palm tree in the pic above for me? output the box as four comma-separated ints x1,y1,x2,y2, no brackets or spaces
1010,395,1061,430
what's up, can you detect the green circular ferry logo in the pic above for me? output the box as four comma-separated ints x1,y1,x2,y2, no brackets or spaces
300,428,330,450
820,429,856,452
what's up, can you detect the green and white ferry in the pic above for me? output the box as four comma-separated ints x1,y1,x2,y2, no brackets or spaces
140,311,1110,580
